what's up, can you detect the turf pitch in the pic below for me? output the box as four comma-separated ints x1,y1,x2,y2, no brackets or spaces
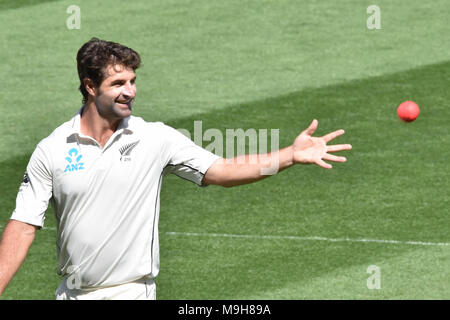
0,0,449,299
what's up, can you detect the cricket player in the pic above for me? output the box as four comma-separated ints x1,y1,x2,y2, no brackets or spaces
0,38,351,300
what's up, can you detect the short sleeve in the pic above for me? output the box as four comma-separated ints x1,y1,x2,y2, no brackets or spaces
160,124,220,186
10,144,53,228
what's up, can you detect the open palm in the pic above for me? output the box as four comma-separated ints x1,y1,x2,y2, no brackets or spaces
293,119,352,169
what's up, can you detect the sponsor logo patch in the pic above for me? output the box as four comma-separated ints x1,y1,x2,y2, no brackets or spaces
64,148,85,172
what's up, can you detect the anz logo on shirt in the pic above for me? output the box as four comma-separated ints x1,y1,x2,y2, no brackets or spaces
64,148,85,173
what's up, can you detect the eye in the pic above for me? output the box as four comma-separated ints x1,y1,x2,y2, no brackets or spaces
111,81,124,87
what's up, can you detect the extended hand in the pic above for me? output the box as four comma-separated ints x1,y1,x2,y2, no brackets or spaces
292,119,352,169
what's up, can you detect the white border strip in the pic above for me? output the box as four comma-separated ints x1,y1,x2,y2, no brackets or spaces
166,231,450,247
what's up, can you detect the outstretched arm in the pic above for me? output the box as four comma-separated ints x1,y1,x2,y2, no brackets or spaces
203,119,352,187
0,220,37,296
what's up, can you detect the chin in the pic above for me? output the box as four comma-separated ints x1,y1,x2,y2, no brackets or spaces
114,104,132,118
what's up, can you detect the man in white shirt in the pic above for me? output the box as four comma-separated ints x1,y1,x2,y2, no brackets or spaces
0,38,351,299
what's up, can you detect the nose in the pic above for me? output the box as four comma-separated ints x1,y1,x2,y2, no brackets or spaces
122,82,136,100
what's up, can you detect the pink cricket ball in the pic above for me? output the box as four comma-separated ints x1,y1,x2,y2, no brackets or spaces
397,101,420,122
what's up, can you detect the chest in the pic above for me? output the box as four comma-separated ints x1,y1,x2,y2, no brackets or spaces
52,137,161,198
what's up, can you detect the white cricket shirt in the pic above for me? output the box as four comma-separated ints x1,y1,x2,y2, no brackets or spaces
11,108,220,288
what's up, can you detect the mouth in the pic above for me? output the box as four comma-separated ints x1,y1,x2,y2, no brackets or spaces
116,99,133,108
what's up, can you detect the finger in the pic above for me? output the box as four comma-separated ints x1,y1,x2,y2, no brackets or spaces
327,144,352,153
316,159,332,169
322,129,345,143
323,153,347,162
303,119,318,136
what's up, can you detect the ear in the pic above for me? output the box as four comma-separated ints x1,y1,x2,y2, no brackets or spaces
84,78,97,97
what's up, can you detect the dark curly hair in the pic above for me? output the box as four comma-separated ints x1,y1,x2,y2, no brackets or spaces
76,38,141,104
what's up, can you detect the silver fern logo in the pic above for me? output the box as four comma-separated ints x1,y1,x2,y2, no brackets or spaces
119,140,140,161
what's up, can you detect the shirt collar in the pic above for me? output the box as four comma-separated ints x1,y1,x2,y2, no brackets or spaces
68,106,133,137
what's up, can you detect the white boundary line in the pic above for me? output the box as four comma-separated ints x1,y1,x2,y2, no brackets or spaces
1,225,448,247
165,231,450,247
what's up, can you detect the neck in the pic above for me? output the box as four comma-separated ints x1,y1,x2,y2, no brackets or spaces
80,101,121,148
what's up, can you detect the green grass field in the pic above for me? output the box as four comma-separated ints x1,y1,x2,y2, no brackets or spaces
0,0,449,299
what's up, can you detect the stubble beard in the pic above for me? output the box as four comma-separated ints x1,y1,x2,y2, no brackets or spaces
95,97,133,121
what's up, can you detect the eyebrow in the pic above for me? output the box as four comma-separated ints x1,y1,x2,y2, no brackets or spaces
110,76,136,85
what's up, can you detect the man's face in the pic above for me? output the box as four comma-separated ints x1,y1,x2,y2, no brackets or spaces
92,64,137,120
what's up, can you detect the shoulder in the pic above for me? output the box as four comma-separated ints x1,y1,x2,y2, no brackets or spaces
36,118,75,152
128,116,185,138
